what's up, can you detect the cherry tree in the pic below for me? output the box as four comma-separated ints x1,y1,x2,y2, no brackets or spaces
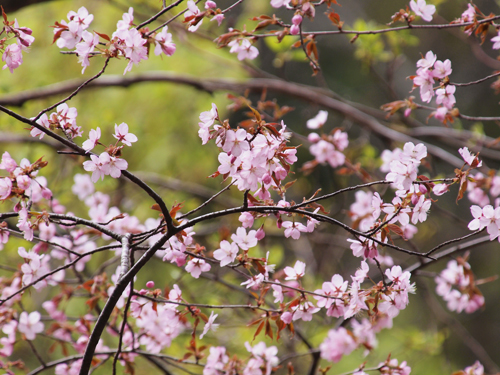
0,1,499,374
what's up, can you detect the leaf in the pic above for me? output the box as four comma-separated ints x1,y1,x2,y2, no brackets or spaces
86,296,100,310
387,223,404,238
170,202,184,218
1,6,8,23
253,320,265,340
95,31,110,41
265,319,274,339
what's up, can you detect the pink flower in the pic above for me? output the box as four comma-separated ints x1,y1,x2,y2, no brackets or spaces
113,122,137,146
107,155,128,178
282,221,307,239
83,152,111,183
115,7,134,31
413,67,435,102
228,39,259,61
2,44,23,73
0,177,12,200
199,103,218,128
185,0,203,32
213,240,239,267
154,26,176,56
72,173,95,200
123,29,148,74
435,85,456,109
75,30,99,73
205,1,217,9
433,59,452,79
82,127,101,152
68,6,94,30
492,31,500,50
222,129,249,157
320,327,357,363
434,106,448,122
412,195,431,224
284,260,305,280
18,311,44,340
211,14,225,27
231,227,258,250
416,50,436,69
185,258,211,278
200,311,219,339
271,0,291,8
459,147,482,167
306,110,328,129
410,0,436,22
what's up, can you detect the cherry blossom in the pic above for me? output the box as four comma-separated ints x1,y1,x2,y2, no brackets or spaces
228,39,259,61
306,110,328,129
82,127,101,152
123,29,148,74
0,178,12,201
492,31,500,50
154,26,176,56
231,227,258,250
200,311,219,339
185,258,211,278
433,59,452,79
184,0,203,32
2,44,23,73
213,240,239,266
320,327,357,363
459,147,482,167
290,14,302,35
410,0,436,22
284,260,305,280
411,195,431,224
113,122,137,146
17,311,44,340
435,85,456,109
271,0,291,8
83,153,111,182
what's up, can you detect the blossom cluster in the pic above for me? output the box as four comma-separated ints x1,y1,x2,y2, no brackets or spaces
314,263,415,362
435,257,485,314
306,110,349,169
1,9,34,73
0,152,53,241
412,50,456,121
53,7,175,74
199,103,297,197
31,103,82,140
81,122,136,182
272,260,415,362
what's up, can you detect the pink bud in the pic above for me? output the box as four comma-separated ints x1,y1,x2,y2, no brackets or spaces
308,132,320,143
146,281,155,288
281,311,293,324
41,187,53,200
411,194,419,205
292,15,303,25
256,227,266,240
404,108,412,117
205,0,216,9
139,289,148,295
419,184,428,194
262,173,272,185
290,25,300,35
274,166,287,181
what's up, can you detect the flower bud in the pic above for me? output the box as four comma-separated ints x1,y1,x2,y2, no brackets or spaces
308,132,321,143
146,281,155,288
